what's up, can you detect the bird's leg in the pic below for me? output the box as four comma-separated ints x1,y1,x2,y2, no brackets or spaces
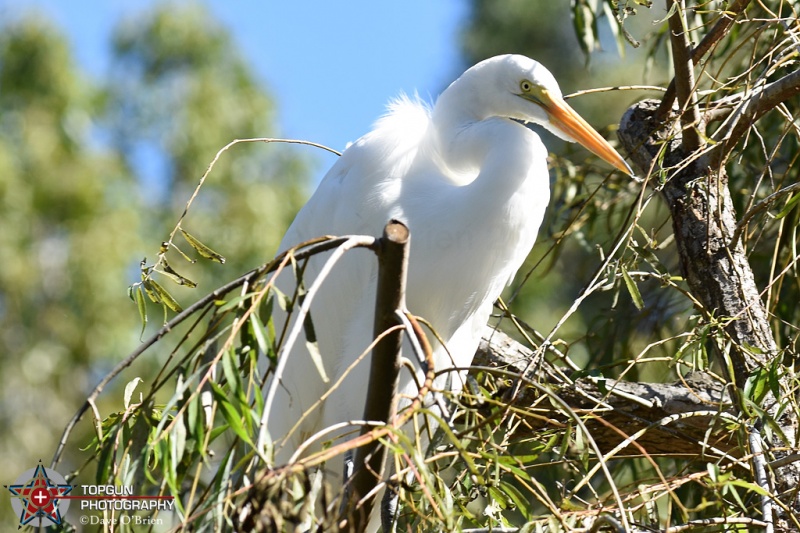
343,449,354,481
381,479,399,533
338,449,355,516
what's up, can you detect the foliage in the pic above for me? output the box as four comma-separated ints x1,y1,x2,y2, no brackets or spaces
16,0,800,531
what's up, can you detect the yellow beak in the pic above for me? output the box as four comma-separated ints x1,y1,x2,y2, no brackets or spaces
535,90,633,176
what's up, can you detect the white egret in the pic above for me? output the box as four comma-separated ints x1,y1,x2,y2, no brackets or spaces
265,54,630,527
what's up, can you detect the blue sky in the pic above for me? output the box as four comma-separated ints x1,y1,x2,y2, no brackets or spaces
4,0,469,177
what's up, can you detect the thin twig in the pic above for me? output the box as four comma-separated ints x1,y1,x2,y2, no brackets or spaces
347,222,410,530
259,235,378,452
748,424,774,533
468,366,632,531
144,138,341,289
711,68,800,166
564,85,667,99
570,410,749,495
51,234,365,468
730,181,800,246
665,516,769,532
657,0,752,119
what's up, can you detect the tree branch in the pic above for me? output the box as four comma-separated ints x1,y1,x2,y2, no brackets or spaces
619,100,777,387
52,235,373,469
657,0,752,120
664,0,702,151
711,69,800,166
473,328,740,457
346,220,410,532
617,95,800,526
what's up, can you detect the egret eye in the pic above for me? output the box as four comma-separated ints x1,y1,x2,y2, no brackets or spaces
520,80,532,92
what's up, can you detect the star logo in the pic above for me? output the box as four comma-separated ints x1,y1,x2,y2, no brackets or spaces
5,460,73,529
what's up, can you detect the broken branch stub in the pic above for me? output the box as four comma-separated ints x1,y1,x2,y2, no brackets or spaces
346,220,410,531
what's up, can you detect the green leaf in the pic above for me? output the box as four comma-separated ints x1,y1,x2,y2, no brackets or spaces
744,367,770,405
142,279,162,304
222,347,246,405
208,425,229,444
124,377,143,410
775,192,800,219
727,478,770,497
159,259,197,288
161,438,178,503
215,292,255,312
271,285,290,313
186,391,202,448
499,480,531,519
209,381,254,446
302,308,329,383
487,486,509,510
149,279,183,313
571,0,597,59
96,438,115,484
621,266,645,310
249,313,270,355
133,285,147,337
180,227,226,264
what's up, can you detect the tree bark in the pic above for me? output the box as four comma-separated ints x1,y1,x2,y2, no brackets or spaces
616,98,798,530
619,100,777,387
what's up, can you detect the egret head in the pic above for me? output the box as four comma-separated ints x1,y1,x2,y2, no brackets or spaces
451,54,632,175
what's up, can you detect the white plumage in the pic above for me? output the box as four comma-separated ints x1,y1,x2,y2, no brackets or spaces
264,55,630,518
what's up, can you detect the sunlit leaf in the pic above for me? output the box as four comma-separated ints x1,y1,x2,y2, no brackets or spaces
213,449,235,530
302,309,329,383
149,279,183,313
171,415,187,475
571,0,597,60
602,0,625,56
621,266,645,310
775,192,800,219
133,285,147,337
744,366,769,405
124,377,143,410
159,259,197,288
180,227,226,264
306,335,329,384
209,381,253,446
142,279,162,304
